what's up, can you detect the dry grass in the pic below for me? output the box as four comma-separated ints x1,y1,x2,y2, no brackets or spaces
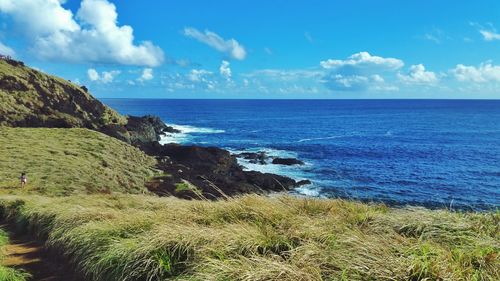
0,194,497,281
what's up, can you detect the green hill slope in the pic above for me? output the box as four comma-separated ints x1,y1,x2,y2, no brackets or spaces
0,127,157,196
0,59,125,129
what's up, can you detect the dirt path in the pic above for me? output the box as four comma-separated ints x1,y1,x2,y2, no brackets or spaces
1,224,82,281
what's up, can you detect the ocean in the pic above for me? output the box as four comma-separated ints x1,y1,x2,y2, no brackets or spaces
103,99,500,211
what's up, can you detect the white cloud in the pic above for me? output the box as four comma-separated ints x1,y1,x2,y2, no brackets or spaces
101,70,120,83
138,68,154,81
0,40,15,56
398,64,438,84
0,0,164,66
188,69,213,82
321,74,387,92
87,68,99,81
219,60,231,80
320,52,404,71
183,27,246,60
0,0,79,35
163,69,218,92
320,52,403,91
87,68,120,83
479,29,500,41
471,23,500,41
451,62,500,83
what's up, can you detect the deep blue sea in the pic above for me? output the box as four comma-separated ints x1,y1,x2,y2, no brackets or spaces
103,99,500,210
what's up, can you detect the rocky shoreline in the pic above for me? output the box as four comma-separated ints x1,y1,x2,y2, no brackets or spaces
126,116,309,199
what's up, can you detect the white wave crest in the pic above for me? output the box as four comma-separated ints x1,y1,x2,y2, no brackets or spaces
297,135,343,143
160,123,224,144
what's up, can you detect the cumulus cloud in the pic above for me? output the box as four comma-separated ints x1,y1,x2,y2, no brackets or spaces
398,64,438,84
87,68,120,83
188,69,214,83
162,69,218,92
0,41,15,56
183,27,246,60
320,52,403,91
320,52,404,71
87,68,99,81
321,74,387,91
451,62,500,83
0,0,164,66
219,60,231,80
138,68,154,81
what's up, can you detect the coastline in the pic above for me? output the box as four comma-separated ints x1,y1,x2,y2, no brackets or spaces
158,122,317,196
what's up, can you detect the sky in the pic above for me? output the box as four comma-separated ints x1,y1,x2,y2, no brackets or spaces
0,0,500,99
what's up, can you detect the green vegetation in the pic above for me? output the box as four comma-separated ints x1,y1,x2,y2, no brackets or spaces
0,194,498,281
0,127,157,196
0,59,126,128
175,180,202,196
0,228,30,281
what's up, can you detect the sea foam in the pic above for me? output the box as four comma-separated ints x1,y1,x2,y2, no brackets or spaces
160,123,225,144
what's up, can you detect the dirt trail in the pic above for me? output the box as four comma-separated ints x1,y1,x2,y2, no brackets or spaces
1,224,82,281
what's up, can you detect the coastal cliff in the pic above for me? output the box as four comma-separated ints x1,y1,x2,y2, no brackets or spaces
0,58,301,197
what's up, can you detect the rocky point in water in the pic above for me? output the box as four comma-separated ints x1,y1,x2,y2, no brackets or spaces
234,151,305,166
272,157,305,165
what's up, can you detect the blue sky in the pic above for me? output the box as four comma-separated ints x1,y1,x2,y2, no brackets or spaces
1,0,500,98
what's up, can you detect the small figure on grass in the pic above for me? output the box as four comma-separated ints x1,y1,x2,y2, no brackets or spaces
20,172,27,188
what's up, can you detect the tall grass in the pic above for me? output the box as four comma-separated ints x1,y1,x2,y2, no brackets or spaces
0,227,30,281
0,194,497,281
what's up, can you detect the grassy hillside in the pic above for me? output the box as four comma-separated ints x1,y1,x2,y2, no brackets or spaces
0,127,157,196
0,59,125,129
0,194,498,281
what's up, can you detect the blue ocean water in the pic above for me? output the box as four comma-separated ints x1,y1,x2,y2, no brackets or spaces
103,99,500,210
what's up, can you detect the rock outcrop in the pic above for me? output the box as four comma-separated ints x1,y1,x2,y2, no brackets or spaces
140,142,301,198
272,157,305,165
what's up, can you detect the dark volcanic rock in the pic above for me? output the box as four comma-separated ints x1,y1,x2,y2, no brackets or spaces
163,125,181,134
272,157,305,165
235,151,268,164
126,115,169,144
296,179,312,186
140,142,299,198
244,171,296,191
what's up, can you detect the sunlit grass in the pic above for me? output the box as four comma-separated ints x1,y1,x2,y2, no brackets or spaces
0,194,497,281
0,127,157,196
